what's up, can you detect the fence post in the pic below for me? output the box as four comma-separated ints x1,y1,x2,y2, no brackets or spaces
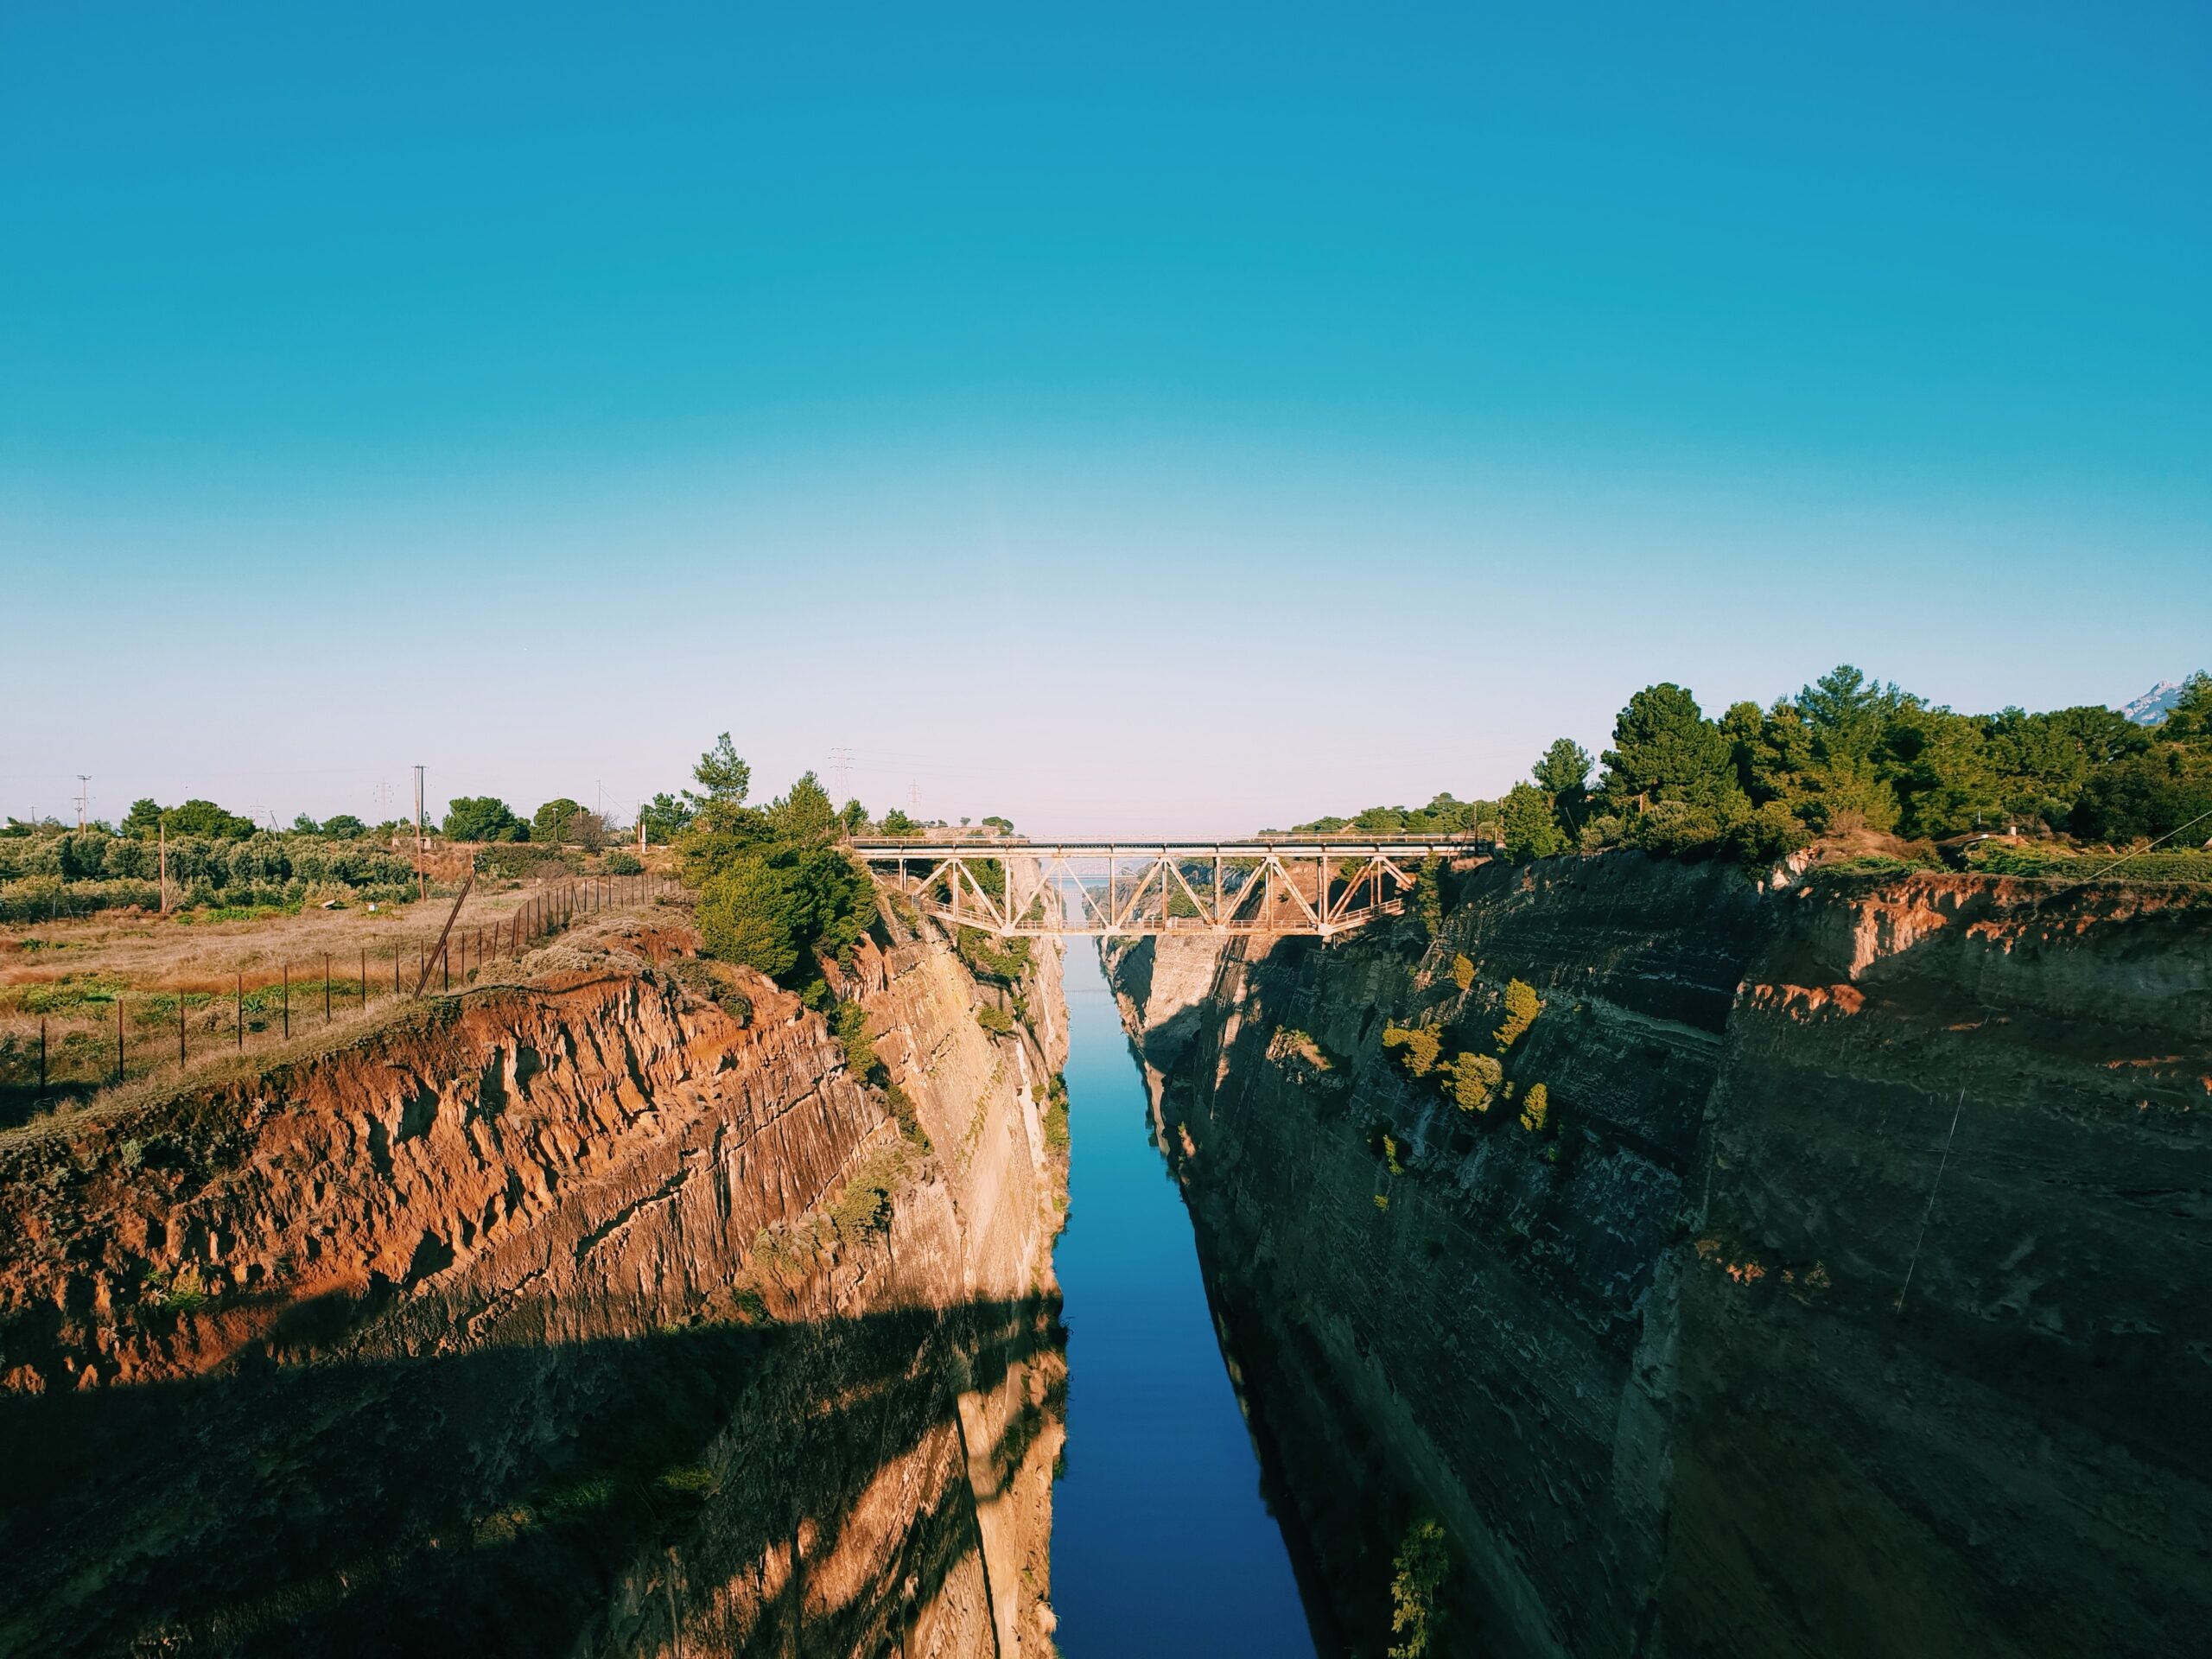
236,971,244,1049
117,995,124,1085
360,948,367,1009
283,963,289,1039
326,953,332,1023
39,1017,45,1099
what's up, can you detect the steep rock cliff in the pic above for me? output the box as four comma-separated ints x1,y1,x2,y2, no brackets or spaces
0,902,1069,1659
1109,857,2210,1658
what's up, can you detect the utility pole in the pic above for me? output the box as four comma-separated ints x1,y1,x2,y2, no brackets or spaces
159,815,169,913
413,765,427,901
638,802,647,855
830,747,854,801
74,776,89,831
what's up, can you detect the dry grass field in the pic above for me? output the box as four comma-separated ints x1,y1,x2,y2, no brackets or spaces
0,868,677,1127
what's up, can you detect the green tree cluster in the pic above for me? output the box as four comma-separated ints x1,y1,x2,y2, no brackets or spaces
442,796,527,842
1287,792,1482,836
1573,664,2212,861
122,798,257,840
680,738,876,1001
638,791,696,844
531,798,585,844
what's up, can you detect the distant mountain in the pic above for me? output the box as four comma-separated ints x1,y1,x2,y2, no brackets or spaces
2120,681,2186,725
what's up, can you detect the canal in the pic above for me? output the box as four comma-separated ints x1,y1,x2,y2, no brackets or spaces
1048,942,1315,1656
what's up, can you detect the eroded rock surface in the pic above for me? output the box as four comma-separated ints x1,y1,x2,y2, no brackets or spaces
1109,857,2210,1658
0,906,1069,1658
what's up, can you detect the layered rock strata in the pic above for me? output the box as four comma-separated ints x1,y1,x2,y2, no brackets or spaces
1109,857,2210,1658
0,902,1068,1658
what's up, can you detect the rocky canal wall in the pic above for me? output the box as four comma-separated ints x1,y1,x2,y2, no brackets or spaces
0,899,1069,1659
1108,855,2211,1658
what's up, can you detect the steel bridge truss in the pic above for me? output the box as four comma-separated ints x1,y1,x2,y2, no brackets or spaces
848,839,1486,938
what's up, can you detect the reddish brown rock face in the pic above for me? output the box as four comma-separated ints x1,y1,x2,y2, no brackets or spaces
1109,858,2211,1659
0,909,1071,1658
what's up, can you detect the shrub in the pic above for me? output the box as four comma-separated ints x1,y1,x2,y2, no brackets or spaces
1389,1516,1449,1658
1414,855,1445,936
150,1265,207,1310
1449,954,1475,992
1496,979,1541,1051
1042,1072,1071,1154
656,1463,719,1498
1269,1027,1339,1075
1382,1023,1442,1077
601,849,643,875
956,925,1033,982
976,1005,1015,1037
884,1083,931,1149
1519,1081,1551,1134
1440,1052,1502,1113
834,1000,880,1080
828,1154,899,1240
539,1477,616,1516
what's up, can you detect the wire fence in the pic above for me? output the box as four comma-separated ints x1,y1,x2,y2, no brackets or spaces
1,872,677,1128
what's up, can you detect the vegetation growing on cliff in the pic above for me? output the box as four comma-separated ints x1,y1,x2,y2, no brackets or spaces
1382,1023,1441,1077
955,925,1032,982
1440,1051,1502,1113
1495,979,1541,1051
1387,1516,1449,1658
680,737,876,1002
834,1001,881,1081
1042,1071,1070,1154
1518,1081,1551,1134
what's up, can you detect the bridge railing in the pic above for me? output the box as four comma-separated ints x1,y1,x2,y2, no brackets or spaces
847,836,1493,938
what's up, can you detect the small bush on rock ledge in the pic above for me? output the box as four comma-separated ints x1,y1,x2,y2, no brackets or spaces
1382,1023,1441,1077
1440,1052,1503,1113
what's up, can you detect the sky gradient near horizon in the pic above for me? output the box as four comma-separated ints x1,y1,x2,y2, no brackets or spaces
6,3,2208,835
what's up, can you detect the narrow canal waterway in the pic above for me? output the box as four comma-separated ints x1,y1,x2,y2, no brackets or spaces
1049,943,1314,1656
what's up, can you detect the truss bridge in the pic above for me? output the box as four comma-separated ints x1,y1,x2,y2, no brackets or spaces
847,837,1490,938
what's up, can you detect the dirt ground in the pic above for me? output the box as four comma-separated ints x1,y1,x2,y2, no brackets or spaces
0,871,679,1126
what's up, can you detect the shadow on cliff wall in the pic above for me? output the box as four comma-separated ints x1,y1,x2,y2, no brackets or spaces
0,1294,1065,1659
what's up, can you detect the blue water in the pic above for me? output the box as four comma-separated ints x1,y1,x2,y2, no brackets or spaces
1050,944,1315,1656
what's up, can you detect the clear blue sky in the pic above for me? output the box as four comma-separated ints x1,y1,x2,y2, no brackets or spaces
6,3,2206,835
